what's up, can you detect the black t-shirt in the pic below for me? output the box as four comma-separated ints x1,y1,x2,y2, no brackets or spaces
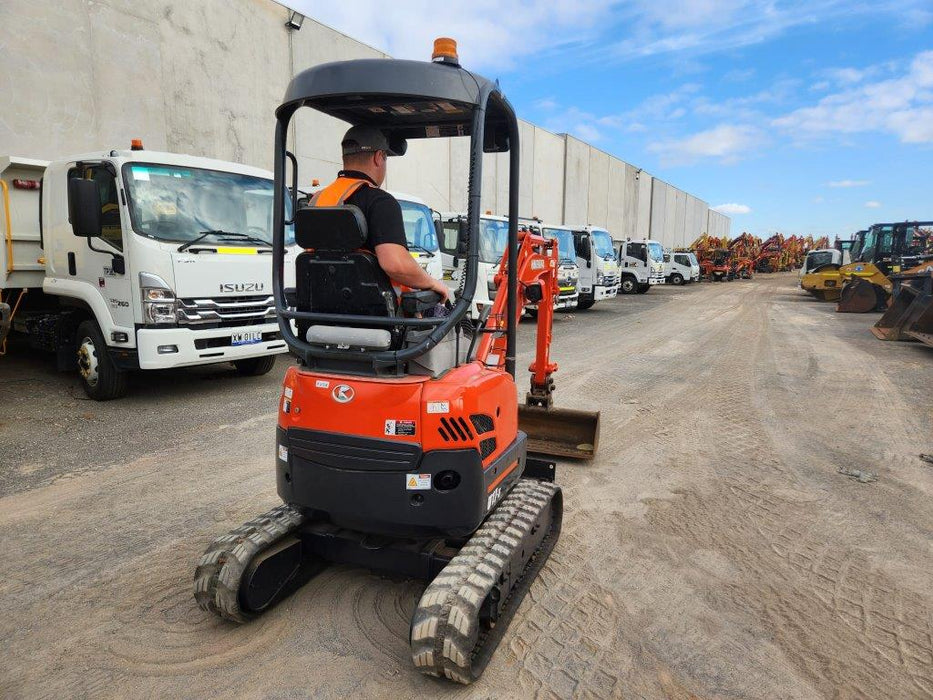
339,170,408,252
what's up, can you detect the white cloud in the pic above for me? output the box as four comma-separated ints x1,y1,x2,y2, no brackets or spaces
713,202,752,215
648,124,765,165
599,1,933,64
288,0,614,72
865,201,882,208
534,97,558,111
827,179,870,188
812,196,825,203
773,51,933,144
290,0,932,75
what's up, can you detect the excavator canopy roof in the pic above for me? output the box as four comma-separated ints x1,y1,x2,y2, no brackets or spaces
278,58,511,150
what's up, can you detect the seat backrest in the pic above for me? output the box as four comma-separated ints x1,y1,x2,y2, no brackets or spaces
293,205,399,346
296,250,397,317
295,205,368,251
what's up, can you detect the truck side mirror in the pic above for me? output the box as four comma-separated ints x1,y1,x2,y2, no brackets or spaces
456,218,468,256
68,178,102,238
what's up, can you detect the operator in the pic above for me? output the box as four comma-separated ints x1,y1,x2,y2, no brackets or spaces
309,125,449,302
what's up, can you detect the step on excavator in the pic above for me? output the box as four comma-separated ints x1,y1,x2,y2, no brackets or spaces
194,39,599,685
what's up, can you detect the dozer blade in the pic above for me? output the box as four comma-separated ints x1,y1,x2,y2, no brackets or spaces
871,283,925,341
519,404,600,460
837,278,886,313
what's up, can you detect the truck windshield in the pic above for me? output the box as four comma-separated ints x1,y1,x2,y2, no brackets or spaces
542,228,576,263
590,229,615,259
479,218,509,264
123,163,294,246
648,242,664,262
399,200,438,252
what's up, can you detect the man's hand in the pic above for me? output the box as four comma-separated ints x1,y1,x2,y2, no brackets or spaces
428,278,450,303
375,242,450,303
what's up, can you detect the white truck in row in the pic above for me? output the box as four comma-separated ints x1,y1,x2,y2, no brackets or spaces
663,250,701,284
1,145,295,399
614,238,666,293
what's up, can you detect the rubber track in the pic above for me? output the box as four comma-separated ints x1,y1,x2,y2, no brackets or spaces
410,479,561,684
193,504,305,623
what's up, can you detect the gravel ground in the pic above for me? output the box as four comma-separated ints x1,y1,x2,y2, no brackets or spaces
1,272,931,698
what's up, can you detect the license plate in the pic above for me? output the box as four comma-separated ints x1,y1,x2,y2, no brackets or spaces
231,330,263,346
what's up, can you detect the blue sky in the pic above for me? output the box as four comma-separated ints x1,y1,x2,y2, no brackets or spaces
295,1,932,238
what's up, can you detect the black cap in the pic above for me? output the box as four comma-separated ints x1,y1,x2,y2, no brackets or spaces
341,125,402,156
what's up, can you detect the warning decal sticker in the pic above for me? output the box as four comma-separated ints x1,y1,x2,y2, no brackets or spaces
406,473,431,490
385,419,417,436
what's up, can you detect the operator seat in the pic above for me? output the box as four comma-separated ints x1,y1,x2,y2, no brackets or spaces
294,205,399,350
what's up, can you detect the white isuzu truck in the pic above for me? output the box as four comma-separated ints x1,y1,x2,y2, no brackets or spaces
541,224,619,310
615,238,666,293
0,146,295,399
664,249,701,284
396,192,443,283
440,213,510,319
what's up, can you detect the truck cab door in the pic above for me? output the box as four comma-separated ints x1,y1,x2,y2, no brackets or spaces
67,163,134,331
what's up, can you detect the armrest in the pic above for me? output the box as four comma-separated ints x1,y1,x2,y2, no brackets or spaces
400,289,442,315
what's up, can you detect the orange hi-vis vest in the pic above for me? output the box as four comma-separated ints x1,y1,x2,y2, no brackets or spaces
308,176,371,208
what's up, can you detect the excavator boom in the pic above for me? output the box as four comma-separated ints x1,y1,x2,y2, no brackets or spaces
478,229,600,460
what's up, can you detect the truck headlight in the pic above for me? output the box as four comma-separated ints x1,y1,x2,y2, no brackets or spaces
487,279,498,300
142,288,178,324
596,270,605,285
139,272,178,325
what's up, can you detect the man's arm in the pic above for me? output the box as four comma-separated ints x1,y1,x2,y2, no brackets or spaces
375,243,450,302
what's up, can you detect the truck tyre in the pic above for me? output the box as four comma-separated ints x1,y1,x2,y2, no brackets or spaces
576,299,595,310
233,355,277,376
620,276,638,294
637,284,650,294
669,273,684,285
76,320,128,401
524,307,538,319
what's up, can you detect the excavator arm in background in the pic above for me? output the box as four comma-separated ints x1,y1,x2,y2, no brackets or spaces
477,228,600,459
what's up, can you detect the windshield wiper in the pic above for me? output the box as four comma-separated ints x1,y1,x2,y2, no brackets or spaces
409,244,436,257
178,230,271,252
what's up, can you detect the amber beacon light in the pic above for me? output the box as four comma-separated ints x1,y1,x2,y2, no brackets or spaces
432,37,459,65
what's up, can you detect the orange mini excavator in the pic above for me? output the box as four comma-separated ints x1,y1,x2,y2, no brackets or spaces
194,39,599,684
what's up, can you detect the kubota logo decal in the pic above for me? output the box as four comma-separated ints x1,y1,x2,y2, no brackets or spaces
332,384,354,403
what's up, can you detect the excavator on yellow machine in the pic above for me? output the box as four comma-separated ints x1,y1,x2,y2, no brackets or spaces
194,39,599,685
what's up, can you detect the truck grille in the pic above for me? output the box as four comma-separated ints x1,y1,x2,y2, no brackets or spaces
602,275,618,287
176,295,276,328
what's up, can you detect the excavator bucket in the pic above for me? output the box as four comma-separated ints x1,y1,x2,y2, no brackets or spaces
837,278,886,313
871,283,929,340
519,405,600,460
905,293,933,347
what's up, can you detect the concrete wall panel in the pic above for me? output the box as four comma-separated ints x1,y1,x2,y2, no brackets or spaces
673,188,687,248
586,148,610,228
650,179,666,244
531,127,564,224
607,159,627,238
562,136,589,225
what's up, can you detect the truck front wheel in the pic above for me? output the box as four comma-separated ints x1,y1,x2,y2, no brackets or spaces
669,273,684,285
233,355,277,376
76,320,128,400
620,277,638,294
